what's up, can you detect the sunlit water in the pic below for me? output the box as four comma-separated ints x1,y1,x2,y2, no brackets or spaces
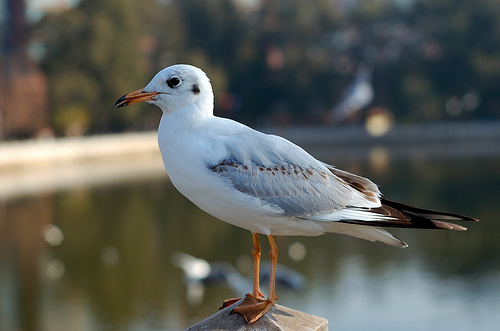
1,143,499,330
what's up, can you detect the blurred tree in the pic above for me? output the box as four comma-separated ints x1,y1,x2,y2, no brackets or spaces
147,0,345,125
233,0,343,124
35,0,500,135
37,0,150,135
371,0,500,121
415,0,500,119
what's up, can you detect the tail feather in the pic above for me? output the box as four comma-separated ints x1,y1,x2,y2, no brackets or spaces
340,198,478,230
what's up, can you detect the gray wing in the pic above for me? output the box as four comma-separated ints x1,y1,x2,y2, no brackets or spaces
207,132,380,217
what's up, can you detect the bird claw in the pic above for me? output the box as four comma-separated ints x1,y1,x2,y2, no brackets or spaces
231,293,275,324
219,297,241,310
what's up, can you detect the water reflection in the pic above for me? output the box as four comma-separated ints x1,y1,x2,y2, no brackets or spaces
0,148,499,330
172,251,305,307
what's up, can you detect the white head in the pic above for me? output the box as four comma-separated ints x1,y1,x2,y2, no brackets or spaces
115,64,214,117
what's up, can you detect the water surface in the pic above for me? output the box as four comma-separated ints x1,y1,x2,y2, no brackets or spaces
0,144,498,330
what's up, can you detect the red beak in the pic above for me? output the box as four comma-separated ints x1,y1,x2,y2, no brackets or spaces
115,88,159,108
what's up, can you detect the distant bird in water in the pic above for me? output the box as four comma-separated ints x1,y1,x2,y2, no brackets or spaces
329,64,374,124
116,64,478,324
171,251,305,306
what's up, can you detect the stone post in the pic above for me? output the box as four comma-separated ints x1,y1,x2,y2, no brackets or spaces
185,300,328,331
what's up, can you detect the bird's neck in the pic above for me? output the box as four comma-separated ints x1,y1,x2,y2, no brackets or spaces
158,103,213,144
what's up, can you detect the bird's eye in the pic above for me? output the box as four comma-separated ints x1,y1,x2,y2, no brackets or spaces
167,76,181,88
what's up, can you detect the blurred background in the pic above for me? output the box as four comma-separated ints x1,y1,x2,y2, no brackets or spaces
1,0,500,330
1,0,500,137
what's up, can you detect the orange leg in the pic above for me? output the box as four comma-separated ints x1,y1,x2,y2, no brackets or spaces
232,234,278,324
267,234,279,302
251,232,265,298
220,232,264,309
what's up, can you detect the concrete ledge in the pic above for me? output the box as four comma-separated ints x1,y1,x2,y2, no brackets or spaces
185,300,328,331
0,132,159,169
0,132,166,199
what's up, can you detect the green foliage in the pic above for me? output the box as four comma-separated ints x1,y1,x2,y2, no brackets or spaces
53,104,91,136
38,0,149,134
35,0,500,135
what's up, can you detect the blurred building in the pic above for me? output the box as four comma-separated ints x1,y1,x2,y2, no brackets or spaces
0,0,47,139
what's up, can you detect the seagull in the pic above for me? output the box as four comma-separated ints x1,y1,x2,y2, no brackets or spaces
329,63,374,124
115,64,478,324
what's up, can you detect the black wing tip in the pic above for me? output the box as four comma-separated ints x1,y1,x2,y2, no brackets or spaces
381,198,479,224
339,199,479,230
